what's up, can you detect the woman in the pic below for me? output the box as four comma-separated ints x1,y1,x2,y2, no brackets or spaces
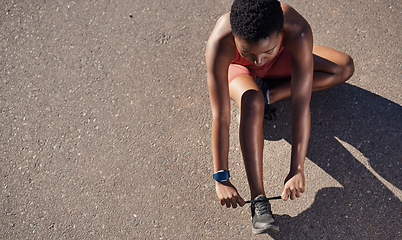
206,0,354,234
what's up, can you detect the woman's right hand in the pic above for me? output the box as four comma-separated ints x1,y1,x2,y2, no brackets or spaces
215,180,245,208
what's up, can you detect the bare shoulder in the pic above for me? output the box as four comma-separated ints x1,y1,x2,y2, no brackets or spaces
208,13,233,43
206,13,235,59
281,3,313,51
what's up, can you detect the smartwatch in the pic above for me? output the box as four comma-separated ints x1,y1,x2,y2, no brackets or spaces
213,170,230,182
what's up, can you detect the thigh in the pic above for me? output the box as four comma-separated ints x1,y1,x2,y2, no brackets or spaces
313,45,352,73
229,75,262,108
228,64,253,84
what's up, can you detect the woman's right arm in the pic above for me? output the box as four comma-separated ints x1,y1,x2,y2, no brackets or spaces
205,14,244,208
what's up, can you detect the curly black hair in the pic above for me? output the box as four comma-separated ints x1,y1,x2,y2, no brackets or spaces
230,0,284,42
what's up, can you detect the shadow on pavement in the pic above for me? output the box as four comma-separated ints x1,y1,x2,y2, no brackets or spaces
262,83,401,239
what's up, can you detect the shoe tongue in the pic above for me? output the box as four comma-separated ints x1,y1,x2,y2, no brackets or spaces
254,196,270,215
254,195,268,201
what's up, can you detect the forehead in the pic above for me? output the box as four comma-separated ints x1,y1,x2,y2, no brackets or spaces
234,32,282,53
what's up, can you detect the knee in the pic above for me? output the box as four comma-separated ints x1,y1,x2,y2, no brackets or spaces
240,90,265,116
338,55,355,83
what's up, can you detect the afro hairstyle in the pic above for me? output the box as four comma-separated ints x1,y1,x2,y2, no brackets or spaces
230,0,284,42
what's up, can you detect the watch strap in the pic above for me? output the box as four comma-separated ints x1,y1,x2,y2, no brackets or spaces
213,170,230,182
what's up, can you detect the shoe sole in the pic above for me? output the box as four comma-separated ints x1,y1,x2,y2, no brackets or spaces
252,224,279,234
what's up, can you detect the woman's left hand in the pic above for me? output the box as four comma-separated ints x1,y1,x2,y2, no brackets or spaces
281,169,305,201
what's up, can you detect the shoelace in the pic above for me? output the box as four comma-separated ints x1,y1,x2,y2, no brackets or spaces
245,195,281,204
255,201,272,215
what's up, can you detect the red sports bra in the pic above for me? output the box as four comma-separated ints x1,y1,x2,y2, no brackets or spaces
231,33,285,69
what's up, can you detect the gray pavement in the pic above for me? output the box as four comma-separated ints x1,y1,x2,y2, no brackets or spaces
1,0,401,239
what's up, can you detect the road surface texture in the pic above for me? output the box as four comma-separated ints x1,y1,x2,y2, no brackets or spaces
1,0,401,239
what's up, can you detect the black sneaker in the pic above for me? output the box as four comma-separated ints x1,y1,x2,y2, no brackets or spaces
256,77,278,122
251,195,279,234
264,103,277,121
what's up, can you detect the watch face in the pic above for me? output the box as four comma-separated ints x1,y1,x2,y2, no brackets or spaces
213,170,230,182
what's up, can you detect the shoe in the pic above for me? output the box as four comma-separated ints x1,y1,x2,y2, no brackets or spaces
256,77,278,122
264,103,277,121
251,195,279,234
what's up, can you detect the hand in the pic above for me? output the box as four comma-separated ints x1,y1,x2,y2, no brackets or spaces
215,180,245,208
281,170,305,201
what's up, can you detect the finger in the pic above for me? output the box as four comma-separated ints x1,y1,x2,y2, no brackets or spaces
225,199,231,208
231,198,238,209
295,188,301,198
237,196,245,207
220,198,225,206
290,188,296,200
281,188,290,201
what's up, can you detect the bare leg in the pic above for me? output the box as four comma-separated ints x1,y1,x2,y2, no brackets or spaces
229,75,266,199
269,45,355,103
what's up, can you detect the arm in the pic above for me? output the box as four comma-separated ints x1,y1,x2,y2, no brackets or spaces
206,17,231,175
206,14,245,208
281,4,313,200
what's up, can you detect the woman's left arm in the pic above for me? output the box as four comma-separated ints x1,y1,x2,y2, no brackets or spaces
281,3,313,201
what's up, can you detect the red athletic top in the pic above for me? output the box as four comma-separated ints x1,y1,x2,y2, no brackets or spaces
228,35,292,83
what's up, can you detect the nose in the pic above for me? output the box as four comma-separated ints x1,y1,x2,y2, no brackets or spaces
253,57,265,66
253,55,267,66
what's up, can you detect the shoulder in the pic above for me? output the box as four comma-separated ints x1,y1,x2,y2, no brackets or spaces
206,13,236,59
281,3,313,52
208,13,232,43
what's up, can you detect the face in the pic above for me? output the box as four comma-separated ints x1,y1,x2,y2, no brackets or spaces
234,32,283,66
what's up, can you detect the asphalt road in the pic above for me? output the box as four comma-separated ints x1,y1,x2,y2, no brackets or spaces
1,0,401,239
